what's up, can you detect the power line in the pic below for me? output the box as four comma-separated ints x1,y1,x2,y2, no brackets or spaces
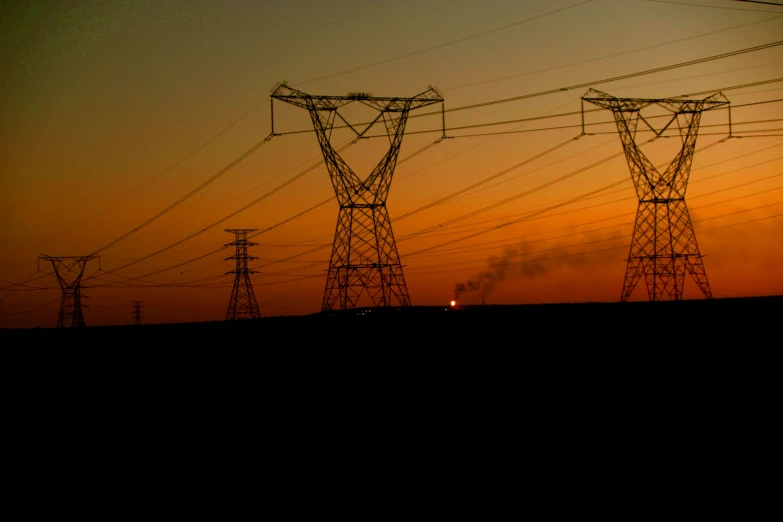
9,169,781,308
275,79,783,138
211,189,783,282
100,113,779,286
404,201,783,276
409,138,783,240
418,143,783,241
736,0,783,6
91,133,276,255
410,41,783,119
399,137,732,255
0,99,273,260
444,12,783,91
393,135,581,222
290,0,594,86
85,142,783,289
81,138,437,286
6,75,779,297
645,0,783,12
409,176,783,259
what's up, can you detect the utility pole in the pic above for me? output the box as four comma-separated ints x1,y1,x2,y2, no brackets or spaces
271,82,443,311
132,301,144,325
39,255,99,327
225,229,261,320
581,88,729,301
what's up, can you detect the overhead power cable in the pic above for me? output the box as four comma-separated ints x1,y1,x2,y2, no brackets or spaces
82,138,357,281
410,41,783,119
444,12,783,91
394,135,581,222
275,79,783,139
91,133,276,255
290,0,593,86
133,114,776,280
83,138,438,285
644,0,783,12
0,98,273,261
7,74,777,294
421,144,783,239
737,1,783,6
10,156,780,304
401,138,730,255
411,174,783,259
405,199,783,275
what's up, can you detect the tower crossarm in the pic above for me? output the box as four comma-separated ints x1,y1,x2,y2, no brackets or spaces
583,88,729,112
271,83,442,207
39,255,98,290
271,83,442,110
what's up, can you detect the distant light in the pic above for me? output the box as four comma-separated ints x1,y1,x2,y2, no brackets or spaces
450,300,456,307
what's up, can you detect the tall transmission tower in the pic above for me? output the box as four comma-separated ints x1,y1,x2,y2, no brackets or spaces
270,82,443,311
39,255,99,327
581,88,730,301
132,301,144,325
225,229,261,320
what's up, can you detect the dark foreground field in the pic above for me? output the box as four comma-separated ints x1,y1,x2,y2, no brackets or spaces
3,296,779,406
2,295,780,345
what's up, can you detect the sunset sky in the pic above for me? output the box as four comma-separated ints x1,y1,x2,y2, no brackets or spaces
2,0,782,328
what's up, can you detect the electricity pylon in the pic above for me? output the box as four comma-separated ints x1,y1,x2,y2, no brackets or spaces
581,88,730,301
132,301,144,325
270,82,443,311
39,255,99,327
225,229,261,320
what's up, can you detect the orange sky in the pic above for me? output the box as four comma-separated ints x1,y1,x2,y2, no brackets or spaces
2,0,782,327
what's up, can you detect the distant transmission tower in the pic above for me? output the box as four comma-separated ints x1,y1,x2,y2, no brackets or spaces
271,82,443,311
132,301,144,325
39,254,99,327
582,88,730,301
225,229,261,320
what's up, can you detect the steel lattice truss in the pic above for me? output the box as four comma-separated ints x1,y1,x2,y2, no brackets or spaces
582,88,729,301
225,229,261,320
39,254,98,327
271,83,443,311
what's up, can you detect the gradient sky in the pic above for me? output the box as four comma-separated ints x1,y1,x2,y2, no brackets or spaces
2,0,782,327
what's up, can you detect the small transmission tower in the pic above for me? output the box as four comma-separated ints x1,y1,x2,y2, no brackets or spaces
271,82,443,311
581,88,729,301
39,254,99,327
132,301,144,325
225,229,261,320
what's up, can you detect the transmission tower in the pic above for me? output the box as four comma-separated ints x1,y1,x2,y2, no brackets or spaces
270,82,443,311
132,301,144,325
225,229,261,320
581,88,730,301
39,255,99,327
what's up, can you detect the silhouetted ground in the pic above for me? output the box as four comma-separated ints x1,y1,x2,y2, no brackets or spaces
2,295,780,345
4,296,779,410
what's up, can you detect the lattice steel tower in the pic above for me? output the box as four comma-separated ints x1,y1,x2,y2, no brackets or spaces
271,83,443,311
582,88,729,301
132,301,144,325
39,255,99,327
225,229,261,320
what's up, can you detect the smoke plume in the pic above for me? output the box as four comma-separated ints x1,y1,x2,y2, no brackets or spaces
452,231,621,302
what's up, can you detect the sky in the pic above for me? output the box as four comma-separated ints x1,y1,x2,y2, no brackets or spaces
1,0,782,327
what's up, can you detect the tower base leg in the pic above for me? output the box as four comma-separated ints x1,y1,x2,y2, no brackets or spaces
322,206,411,311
